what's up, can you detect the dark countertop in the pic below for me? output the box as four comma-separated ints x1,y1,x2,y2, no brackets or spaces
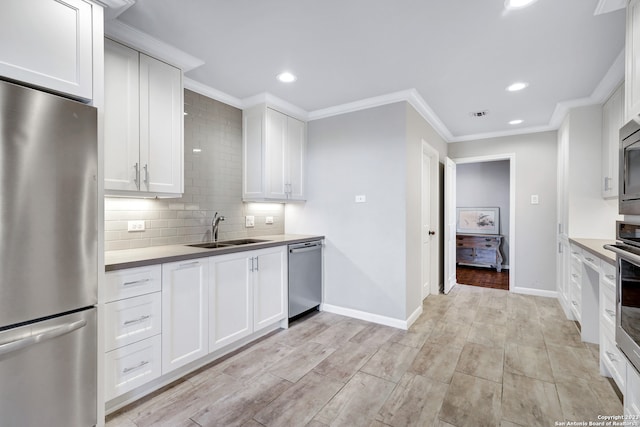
105,234,324,271
569,238,617,265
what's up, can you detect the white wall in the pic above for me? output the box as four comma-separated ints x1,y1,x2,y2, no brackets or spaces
448,131,558,293
286,103,409,321
456,160,510,265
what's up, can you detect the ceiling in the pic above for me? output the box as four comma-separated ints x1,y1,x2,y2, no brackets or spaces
111,0,626,142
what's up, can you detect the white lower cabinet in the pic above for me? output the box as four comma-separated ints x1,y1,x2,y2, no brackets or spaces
104,292,162,352
104,335,162,402
253,247,287,332
162,259,209,374
209,246,287,351
209,252,253,352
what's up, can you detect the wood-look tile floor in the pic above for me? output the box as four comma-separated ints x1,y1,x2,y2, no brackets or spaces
106,285,622,427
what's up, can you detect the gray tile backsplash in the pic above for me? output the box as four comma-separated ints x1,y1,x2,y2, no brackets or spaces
104,90,284,251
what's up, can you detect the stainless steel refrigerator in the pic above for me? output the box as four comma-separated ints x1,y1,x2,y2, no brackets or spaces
0,80,97,426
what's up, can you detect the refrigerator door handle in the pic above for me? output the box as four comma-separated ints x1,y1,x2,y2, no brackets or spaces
0,319,87,357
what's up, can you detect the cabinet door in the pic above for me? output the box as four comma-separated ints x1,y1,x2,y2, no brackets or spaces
602,84,624,198
0,0,93,100
265,108,288,199
287,116,307,200
162,259,208,374
104,39,140,192
253,247,287,331
140,54,183,194
627,0,640,121
243,107,266,199
209,253,253,352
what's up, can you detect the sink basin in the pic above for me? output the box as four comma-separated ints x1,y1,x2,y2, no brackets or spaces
187,242,234,249
219,238,268,245
187,238,268,249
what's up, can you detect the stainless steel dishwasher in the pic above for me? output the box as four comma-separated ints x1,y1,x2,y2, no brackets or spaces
288,240,323,319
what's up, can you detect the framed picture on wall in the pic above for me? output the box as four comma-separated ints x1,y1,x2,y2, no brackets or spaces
456,207,499,235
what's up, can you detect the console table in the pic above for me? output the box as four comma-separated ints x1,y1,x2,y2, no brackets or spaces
456,234,504,272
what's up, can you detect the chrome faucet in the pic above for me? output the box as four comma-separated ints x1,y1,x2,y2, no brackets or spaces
212,212,225,242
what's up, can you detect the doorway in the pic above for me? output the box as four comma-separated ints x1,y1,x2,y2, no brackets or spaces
450,154,515,292
422,141,439,299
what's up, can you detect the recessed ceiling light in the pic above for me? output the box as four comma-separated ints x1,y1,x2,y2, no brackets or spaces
507,82,529,92
505,0,538,9
469,110,489,118
276,72,297,83
509,119,524,125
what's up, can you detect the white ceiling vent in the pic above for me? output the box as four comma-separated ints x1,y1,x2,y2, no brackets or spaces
469,110,489,118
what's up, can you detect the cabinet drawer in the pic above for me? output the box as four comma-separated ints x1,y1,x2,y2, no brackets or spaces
105,292,162,352
456,247,474,262
600,286,617,336
104,335,162,401
601,261,616,286
602,332,626,391
582,252,600,272
105,265,162,302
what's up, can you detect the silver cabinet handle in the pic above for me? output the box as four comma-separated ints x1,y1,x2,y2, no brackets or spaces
123,315,151,326
123,278,150,287
605,309,615,317
250,257,254,272
571,300,578,306
0,320,86,357
122,360,149,374
255,256,259,271
571,274,579,279
605,351,617,362
606,274,615,281
143,164,149,184
180,261,199,268
585,257,595,263
134,163,140,189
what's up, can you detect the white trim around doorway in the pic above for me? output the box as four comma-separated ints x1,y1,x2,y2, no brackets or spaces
452,153,516,292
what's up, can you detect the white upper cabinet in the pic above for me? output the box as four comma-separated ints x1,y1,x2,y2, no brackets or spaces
104,39,140,192
104,38,184,197
627,0,640,121
243,105,307,202
0,0,94,100
602,84,624,199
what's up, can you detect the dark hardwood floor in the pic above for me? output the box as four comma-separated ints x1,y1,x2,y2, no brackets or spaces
456,265,509,290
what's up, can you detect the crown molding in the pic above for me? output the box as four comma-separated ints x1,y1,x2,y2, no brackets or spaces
242,93,309,121
594,0,626,15
184,78,243,109
105,19,205,72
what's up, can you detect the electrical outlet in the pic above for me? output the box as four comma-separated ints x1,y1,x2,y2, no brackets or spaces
265,216,274,224
531,194,539,205
355,195,366,203
245,215,255,227
127,220,145,232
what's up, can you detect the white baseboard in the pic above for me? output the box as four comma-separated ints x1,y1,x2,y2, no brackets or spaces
321,303,418,330
511,286,558,298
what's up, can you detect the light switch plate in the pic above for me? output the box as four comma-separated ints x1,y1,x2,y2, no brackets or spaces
265,216,274,224
127,220,145,232
355,195,366,203
531,195,539,205
245,216,255,227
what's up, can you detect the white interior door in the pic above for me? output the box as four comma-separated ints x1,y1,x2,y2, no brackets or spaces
422,151,432,299
444,157,457,294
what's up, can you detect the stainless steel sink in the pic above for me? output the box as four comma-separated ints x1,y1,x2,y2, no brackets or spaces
187,238,268,249
187,242,234,249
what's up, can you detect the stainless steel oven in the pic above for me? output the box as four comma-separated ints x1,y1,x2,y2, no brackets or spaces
605,221,640,374
620,119,640,214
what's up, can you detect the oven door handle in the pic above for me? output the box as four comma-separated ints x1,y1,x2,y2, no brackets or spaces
0,319,86,357
604,244,640,265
